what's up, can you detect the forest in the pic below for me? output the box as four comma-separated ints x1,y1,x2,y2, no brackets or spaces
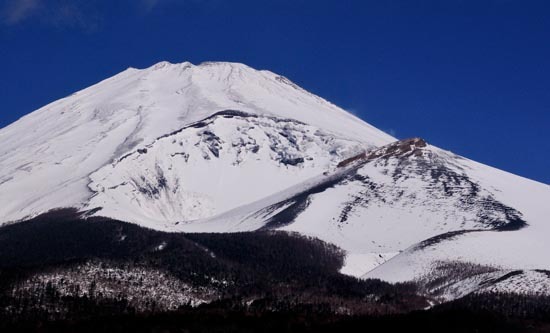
0,209,548,332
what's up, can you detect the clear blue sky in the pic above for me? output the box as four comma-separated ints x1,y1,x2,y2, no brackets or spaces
0,0,548,184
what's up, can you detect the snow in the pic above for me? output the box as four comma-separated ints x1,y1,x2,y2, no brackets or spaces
340,252,399,278
170,160,363,233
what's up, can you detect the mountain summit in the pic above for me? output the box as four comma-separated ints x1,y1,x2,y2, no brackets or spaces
0,61,393,224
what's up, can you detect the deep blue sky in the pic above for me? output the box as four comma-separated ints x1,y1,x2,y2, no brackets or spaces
0,0,548,184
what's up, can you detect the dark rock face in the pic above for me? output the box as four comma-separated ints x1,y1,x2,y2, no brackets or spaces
367,137,427,160
335,138,427,168
337,152,367,168
414,230,483,250
197,130,222,158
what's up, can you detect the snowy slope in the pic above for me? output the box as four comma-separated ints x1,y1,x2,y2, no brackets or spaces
0,61,393,224
364,153,550,285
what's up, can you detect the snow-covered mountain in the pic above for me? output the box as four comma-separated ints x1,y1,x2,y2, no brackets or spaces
1,60,549,302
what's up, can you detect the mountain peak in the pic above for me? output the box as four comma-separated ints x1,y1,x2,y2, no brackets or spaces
0,61,394,224
141,60,254,72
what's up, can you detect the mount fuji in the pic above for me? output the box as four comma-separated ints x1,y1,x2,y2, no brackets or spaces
1,61,549,311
